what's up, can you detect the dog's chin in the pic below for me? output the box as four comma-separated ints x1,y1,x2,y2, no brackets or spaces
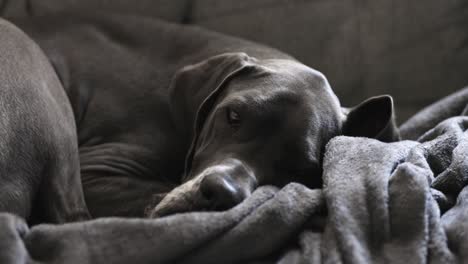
146,177,208,218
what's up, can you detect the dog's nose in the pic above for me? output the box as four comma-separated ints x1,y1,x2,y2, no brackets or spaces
200,173,250,210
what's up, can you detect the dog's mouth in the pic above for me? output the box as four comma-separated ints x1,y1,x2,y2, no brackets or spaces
146,176,209,218
147,184,240,218
147,160,258,218
148,196,216,218
148,198,199,218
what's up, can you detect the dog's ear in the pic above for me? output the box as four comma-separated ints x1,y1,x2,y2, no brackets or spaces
342,95,400,142
169,52,256,177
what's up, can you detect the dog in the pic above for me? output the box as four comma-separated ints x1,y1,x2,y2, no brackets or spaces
0,18,89,224
3,12,399,222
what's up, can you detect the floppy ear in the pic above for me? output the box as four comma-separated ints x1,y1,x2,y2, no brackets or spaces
342,95,400,142
169,52,256,178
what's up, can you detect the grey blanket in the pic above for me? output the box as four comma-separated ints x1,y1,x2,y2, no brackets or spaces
2,88,468,263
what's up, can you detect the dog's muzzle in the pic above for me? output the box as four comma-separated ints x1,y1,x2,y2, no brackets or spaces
149,158,257,217
198,159,257,210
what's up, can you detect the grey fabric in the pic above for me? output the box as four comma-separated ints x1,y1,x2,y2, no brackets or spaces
2,89,468,263
400,87,468,140
2,0,467,121
0,0,189,22
0,185,323,264
191,0,468,122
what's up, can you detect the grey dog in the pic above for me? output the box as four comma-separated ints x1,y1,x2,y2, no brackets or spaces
1,12,399,223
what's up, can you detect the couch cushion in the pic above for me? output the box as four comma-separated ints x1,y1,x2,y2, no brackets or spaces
192,0,468,122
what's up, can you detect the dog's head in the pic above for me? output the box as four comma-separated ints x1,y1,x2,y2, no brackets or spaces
149,52,399,217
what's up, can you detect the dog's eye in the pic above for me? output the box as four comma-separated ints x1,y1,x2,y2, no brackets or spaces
226,108,241,127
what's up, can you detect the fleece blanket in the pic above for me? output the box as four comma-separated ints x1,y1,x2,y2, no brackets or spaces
1,88,468,263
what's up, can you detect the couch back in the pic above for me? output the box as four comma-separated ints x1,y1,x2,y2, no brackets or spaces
2,0,467,122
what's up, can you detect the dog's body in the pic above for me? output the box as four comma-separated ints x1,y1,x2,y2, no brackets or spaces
0,19,89,223
2,13,399,221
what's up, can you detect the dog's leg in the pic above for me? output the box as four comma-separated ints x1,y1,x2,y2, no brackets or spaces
81,172,174,217
78,142,177,217
0,18,89,223
30,117,91,223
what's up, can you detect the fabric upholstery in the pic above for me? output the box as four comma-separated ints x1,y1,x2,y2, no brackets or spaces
191,0,468,122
